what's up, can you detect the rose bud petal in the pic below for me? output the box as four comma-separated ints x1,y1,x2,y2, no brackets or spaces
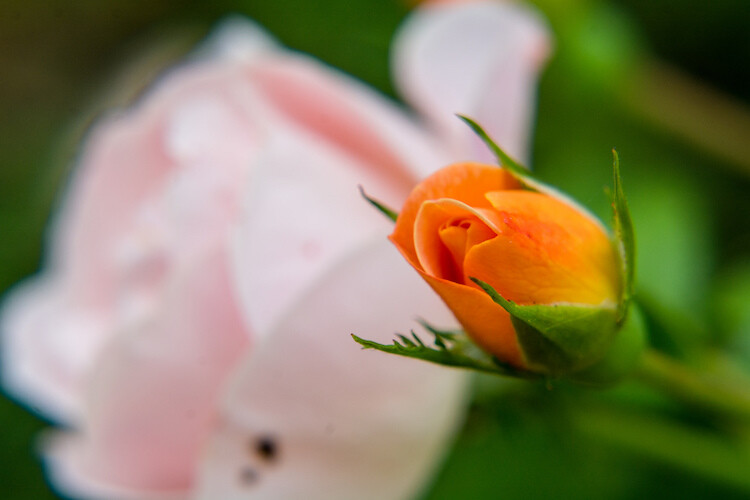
390,162,624,374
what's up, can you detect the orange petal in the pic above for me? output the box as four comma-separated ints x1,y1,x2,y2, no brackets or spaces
465,190,619,305
438,219,496,282
388,196,523,366
391,162,519,265
419,270,524,368
412,199,499,282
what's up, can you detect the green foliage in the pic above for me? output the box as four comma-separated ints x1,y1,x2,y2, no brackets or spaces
630,178,713,325
711,263,750,353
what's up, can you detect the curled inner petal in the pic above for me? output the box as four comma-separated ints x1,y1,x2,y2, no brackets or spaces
438,218,496,284
391,162,519,264
413,199,501,282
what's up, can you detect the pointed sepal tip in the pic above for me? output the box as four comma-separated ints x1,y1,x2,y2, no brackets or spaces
610,149,635,322
358,185,398,223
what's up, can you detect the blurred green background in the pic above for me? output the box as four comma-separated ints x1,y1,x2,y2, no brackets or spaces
2,0,749,498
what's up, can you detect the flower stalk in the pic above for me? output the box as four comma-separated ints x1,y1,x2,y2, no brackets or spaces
636,349,750,423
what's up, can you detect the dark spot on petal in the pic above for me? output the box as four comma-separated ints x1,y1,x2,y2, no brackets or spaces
239,467,259,485
254,435,279,463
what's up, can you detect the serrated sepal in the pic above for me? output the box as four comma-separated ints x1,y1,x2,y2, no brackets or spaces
472,278,619,374
352,320,539,380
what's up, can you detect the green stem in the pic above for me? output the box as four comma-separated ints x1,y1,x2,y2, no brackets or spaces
568,402,750,492
636,348,750,421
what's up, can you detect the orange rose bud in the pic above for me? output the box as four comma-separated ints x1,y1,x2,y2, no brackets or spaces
390,162,623,374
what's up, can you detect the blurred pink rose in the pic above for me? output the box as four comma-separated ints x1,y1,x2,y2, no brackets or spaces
2,3,549,500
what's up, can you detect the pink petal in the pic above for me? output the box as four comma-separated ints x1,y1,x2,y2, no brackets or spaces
45,431,188,500
393,1,551,163
1,280,108,422
196,240,468,500
44,243,249,498
230,59,447,341
55,101,171,311
3,60,260,424
57,58,263,307
252,52,450,185
197,17,278,65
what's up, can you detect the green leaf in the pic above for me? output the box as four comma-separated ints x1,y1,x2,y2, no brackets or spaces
352,321,537,379
358,185,398,222
471,278,619,374
611,149,635,321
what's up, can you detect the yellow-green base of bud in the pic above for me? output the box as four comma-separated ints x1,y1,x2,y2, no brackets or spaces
570,304,647,387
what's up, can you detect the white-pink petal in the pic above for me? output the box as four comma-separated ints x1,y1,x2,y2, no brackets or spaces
197,240,467,500
2,61,260,424
393,1,551,163
1,280,108,422
231,52,449,342
45,244,248,499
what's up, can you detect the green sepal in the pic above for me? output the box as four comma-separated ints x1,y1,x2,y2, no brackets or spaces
570,302,647,386
352,320,538,380
471,278,619,374
610,149,635,322
458,115,532,180
358,185,398,223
